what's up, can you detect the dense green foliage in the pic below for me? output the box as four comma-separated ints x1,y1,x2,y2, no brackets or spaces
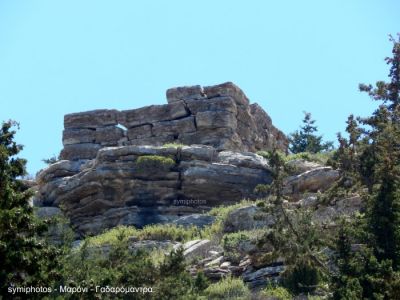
0,121,60,297
331,34,400,299
288,111,334,154
262,284,292,300
256,148,330,295
60,230,209,300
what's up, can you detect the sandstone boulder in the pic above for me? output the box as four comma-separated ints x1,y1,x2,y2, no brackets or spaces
37,160,88,184
283,167,340,195
183,239,212,260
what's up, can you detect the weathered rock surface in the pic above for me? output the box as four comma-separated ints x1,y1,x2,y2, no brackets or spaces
35,207,62,219
286,159,322,175
173,214,216,228
242,264,285,282
183,239,212,260
313,195,364,224
60,82,288,161
128,240,181,254
35,145,273,236
283,167,340,195
223,205,275,233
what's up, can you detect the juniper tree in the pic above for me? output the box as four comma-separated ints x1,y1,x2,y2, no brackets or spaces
333,34,400,299
0,121,60,296
289,111,333,154
258,148,329,295
358,35,400,269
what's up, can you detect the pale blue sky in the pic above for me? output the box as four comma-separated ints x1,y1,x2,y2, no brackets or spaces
0,1,398,175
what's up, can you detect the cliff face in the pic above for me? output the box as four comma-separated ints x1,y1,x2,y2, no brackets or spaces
60,82,287,160
35,82,288,236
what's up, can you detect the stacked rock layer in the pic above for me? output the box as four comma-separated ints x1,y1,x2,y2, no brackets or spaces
60,82,287,160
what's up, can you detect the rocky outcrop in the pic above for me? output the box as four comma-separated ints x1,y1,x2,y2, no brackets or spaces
283,167,340,196
60,82,287,161
34,82,290,236
36,145,272,236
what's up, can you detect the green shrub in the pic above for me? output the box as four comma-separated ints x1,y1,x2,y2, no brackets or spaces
139,223,200,242
135,155,175,171
204,277,251,300
87,225,138,246
222,231,251,264
262,285,292,300
222,230,265,264
87,224,203,247
204,200,260,241
257,150,335,166
162,142,186,148
286,151,335,165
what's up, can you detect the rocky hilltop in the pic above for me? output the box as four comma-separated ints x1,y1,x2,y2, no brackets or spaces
35,82,288,236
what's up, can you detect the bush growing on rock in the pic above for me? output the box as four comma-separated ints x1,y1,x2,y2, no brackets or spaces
162,142,186,148
135,155,175,171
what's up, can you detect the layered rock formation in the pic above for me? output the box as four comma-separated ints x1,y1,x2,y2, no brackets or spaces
34,82,288,236
36,145,272,235
35,83,287,235
60,82,287,160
